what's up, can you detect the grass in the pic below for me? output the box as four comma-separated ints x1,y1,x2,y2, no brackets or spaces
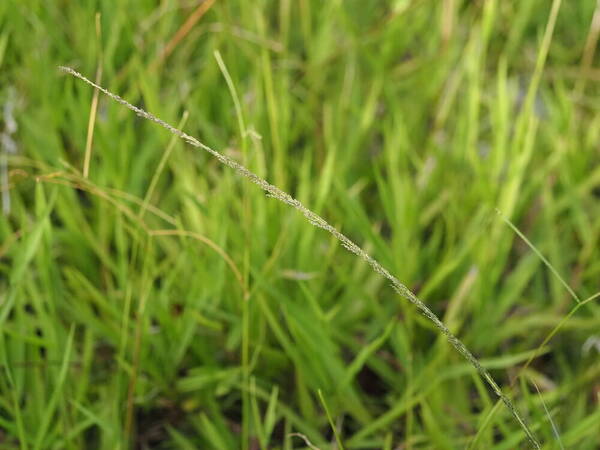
1,0,600,449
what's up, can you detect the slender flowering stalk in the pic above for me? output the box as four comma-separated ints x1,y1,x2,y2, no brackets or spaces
59,65,540,448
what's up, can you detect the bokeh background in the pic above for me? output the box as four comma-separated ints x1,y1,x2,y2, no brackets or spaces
1,1,599,448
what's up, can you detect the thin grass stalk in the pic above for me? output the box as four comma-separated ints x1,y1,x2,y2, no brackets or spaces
59,65,540,448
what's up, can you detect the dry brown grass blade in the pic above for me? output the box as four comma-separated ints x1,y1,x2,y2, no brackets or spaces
575,0,600,97
150,229,248,299
153,0,217,68
83,13,103,178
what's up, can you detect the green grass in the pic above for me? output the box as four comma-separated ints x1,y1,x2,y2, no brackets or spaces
1,0,600,449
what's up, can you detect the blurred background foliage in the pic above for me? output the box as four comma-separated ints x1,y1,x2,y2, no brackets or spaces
0,0,599,448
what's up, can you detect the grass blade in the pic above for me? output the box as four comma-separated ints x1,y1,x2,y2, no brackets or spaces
318,389,344,450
